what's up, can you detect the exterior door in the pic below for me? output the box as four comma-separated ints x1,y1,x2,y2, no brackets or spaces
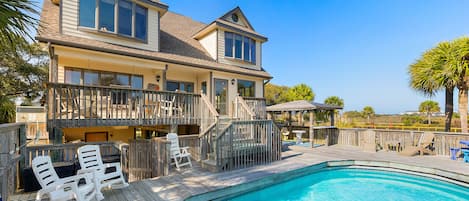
214,79,228,115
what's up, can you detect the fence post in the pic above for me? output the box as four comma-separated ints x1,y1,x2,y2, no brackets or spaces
18,124,27,190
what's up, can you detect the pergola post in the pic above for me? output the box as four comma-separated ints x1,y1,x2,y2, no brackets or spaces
288,111,292,133
309,110,314,147
330,110,335,127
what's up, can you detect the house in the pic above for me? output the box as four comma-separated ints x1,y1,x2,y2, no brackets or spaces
37,0,273,144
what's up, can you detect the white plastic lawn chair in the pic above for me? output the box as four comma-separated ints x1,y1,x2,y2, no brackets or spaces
167,133,192,170
77,145,128,200
32,156,98,201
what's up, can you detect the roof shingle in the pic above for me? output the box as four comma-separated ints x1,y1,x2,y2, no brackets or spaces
37,0,272,79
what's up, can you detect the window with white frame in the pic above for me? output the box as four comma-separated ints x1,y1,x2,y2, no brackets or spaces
224,31,256,64
79,0,148,41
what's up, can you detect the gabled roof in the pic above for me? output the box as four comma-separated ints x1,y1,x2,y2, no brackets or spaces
36,0,272,79
192,7,268,42
266,100,343,112
219,6,254,31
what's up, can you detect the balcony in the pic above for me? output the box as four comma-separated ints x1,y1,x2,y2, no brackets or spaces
47,83,202,128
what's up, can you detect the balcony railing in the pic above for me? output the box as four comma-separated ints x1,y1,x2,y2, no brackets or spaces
47,83,202,128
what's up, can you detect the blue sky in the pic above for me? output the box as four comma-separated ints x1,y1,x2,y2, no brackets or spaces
36,0,469,114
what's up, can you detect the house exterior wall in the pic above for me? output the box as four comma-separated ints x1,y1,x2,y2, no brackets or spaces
217,29,261,70
212,71,264,116
199,30,218,60
54,46,165,88
61,0,160,52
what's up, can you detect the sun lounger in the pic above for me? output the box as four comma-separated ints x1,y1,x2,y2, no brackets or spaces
399,132,435,156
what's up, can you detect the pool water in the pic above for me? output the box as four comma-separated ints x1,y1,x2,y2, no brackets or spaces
228,168,469,201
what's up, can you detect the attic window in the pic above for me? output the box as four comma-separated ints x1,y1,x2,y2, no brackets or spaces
78,0,148,41
231,13,239,22
224,31,256,64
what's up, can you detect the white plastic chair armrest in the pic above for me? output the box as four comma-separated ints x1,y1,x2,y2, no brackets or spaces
36,182,78,201
62,172,94,184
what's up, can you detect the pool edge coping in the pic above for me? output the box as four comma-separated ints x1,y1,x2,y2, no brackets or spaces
184,160,469,201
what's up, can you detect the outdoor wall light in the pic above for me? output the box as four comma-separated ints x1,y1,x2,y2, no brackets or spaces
231,79,236,85
156,75,161,82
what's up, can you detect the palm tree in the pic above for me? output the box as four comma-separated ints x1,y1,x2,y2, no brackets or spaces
433,38,469,133
409,38,469,133
325,96,344,125
0,0,39,50
409,43,454,132
419,100,440,125
362,106,375,123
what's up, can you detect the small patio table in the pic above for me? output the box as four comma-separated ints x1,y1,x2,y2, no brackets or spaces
292,130,306,144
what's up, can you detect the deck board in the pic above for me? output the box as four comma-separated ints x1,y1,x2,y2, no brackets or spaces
11,145,469,201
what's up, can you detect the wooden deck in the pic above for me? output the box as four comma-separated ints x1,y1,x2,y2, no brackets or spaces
11,145,469,201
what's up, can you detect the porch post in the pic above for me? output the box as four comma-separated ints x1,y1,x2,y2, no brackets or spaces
309,110,314,147
162,65,167,91
330,110,335,127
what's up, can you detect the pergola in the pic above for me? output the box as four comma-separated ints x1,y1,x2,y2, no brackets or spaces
266,100,343,140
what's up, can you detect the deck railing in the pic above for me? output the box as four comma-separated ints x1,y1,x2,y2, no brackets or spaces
336,129,469,156
126,135,201,181
234,95,255,120
47,82,201,128
24,141,123,168
243,97,267,119
215,120,281,171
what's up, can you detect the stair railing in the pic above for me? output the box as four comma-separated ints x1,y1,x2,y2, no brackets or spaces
199,91,219,160
234,94,255,120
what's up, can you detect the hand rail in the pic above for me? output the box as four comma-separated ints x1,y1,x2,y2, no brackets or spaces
235,95,255,120
214,120,281,171
46,82,202,128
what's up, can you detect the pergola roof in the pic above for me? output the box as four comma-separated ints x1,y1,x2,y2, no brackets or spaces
266,100,343,112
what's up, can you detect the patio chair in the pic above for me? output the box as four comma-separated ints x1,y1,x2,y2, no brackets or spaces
167,133,192,170
77,145,129,200
159,95,183,117
32,156,98,201
399,132,436,156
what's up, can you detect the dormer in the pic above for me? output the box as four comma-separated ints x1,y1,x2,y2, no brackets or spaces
60,0,168,52
193,7,267,70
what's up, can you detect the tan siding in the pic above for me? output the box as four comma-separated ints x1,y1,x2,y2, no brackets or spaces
62,0,159,52
217,29,261,70
199,30,217,60
212,71,265,116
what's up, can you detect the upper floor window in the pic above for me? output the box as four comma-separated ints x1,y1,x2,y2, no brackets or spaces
237,80,255,97
166,81,194,93
79,0,148,41
224,31,256,64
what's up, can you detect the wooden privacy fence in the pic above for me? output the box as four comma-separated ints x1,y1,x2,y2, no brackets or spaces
215,120,281,171
126,135,202,182
311,127,339,146
0,123,27,201
335,129,469,156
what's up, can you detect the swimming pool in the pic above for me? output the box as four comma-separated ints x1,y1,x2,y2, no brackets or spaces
228,168,469,201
